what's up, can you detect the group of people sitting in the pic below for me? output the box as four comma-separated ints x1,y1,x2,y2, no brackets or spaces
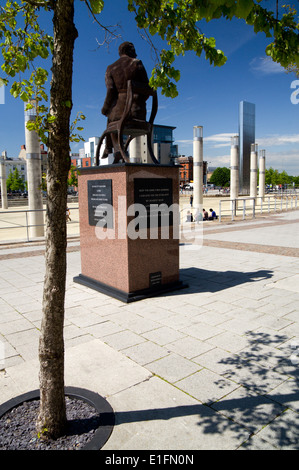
186,208,217,223
203,208,217,220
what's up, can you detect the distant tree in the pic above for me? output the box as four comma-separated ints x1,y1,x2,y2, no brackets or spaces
265,167,292,186
265,167,280,185
209,167,230,187
278,170,291,185
6,171,13,192
40,164,79,193
6,168,25,192
67,164,80,188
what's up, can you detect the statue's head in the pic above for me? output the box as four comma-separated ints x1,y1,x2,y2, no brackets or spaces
119,42,137,58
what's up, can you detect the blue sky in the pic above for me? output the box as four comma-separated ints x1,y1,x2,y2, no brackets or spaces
0,0,298,174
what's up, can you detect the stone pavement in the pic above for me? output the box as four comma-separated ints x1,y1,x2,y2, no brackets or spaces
0,210,299,450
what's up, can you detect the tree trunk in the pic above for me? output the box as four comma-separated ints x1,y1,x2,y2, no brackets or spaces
36,0,78,439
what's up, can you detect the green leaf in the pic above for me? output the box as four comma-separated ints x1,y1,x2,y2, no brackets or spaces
63,100,72,108
89,0,104,14
19,90,29,102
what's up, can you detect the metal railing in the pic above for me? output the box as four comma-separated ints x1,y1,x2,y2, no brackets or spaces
219,195,298,222
1,195,298,244
0,206,80,243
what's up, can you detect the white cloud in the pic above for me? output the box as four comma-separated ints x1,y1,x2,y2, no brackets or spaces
176,139,193,145
209,154,231,168
265,149,299,175
176,133,236,150
204,133,236,148
177,133,299,149
250,57,285,75
175,132,299,175
256,134,299,147
85,104,100,110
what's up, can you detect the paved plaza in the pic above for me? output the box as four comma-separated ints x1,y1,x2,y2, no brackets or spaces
0,208,299,450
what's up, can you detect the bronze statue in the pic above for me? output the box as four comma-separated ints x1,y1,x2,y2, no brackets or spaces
96,41,158,165
101,42,151,163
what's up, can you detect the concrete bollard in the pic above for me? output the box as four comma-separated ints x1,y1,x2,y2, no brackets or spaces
230,135,239,214
193,126,203,216
24,101,44,238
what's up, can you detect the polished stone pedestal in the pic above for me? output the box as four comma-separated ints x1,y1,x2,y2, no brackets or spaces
73,163,187,302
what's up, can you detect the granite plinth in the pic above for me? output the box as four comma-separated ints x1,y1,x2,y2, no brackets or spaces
74,163,186,302
73,273,186,303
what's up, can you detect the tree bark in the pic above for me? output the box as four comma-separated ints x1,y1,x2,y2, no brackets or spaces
36,0,78,439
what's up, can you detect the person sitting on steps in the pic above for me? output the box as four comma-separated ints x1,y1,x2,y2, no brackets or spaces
208,208,217,220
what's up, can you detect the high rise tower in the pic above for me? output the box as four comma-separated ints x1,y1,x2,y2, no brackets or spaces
239,101,255,194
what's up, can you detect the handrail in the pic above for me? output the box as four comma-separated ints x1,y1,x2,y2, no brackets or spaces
218,195,298,222
0,206,79,243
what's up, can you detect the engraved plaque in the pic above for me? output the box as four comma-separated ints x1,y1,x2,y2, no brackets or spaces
149,271,162,287
87,179,113,227
134,178,173,228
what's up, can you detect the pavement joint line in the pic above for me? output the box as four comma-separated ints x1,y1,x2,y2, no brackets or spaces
0,238,298,260
202,239,299,257
202,217,299,235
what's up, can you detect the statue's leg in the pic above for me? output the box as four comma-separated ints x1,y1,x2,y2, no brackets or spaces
147,134,160,164
111,133,129,163
102,134,113,158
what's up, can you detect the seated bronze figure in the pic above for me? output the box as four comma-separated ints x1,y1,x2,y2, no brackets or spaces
96,42,158,165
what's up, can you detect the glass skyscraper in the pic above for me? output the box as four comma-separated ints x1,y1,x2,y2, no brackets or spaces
239,101,255,194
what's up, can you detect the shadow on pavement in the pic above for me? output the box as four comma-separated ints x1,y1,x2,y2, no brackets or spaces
178,267,274,293
111,330,298,449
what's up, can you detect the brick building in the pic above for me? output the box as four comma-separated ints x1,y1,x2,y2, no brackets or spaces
178,156,207,186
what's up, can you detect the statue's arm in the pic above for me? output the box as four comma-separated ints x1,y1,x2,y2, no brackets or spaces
101,71,117,116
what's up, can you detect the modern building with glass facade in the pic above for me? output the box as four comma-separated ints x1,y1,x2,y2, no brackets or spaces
239,101,255,194
74,124,178,168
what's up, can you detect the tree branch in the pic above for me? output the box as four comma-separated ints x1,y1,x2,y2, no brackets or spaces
83,0,121,39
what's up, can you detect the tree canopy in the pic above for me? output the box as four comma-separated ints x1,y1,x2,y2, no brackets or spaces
1,1,298,113
128,0,299,96
265,167,297,186
6,167,25,191
209,166,230,187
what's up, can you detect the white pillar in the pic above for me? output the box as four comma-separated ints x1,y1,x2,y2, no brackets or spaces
250,143,258,206
129,137,139,163
24,102,44,238
259,149,266,200
230,135,239,212
0,155,8,209
193,126,203,212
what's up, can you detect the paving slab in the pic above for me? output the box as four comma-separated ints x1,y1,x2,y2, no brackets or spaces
0,210,299,450
102,376,251,450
